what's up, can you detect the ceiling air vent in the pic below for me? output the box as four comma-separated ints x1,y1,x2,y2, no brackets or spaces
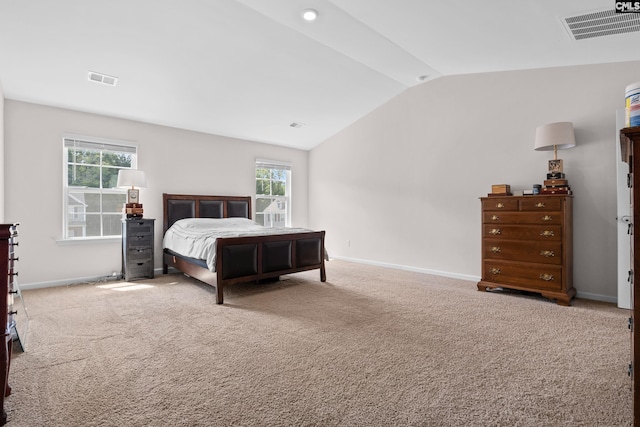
562,9,640,40
88,71,118,86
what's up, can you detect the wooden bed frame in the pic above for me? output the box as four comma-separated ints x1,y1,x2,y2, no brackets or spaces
162,193,326,304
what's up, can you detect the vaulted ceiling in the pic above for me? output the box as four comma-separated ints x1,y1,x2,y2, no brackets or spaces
1,0,639,150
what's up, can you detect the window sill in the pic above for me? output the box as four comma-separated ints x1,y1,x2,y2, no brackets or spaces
56,236,122,245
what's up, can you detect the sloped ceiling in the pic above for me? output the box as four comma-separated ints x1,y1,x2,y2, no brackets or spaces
1,0,639,150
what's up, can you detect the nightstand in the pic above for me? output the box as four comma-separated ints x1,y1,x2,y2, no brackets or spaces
122,218,155,281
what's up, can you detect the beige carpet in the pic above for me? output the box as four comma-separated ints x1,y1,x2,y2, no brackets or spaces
3,260,632,426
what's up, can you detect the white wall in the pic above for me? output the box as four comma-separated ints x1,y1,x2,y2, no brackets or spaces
309,60,640,302
0,78,4,222
4,100,309,287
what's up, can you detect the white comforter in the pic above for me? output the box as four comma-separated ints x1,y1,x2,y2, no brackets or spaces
162,217,314,272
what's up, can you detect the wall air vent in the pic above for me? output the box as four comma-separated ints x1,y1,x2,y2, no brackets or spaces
88,71,118,86
562,9,640,40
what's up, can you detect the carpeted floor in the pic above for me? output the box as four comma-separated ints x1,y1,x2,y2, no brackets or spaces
3,260,633,426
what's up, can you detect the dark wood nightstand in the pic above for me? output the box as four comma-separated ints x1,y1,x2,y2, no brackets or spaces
122,218,155,281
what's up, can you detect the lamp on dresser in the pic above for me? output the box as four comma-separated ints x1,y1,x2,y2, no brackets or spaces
534,122,576,174
534,122,576,194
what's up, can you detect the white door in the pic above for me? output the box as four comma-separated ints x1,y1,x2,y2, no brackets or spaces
617,109,632,309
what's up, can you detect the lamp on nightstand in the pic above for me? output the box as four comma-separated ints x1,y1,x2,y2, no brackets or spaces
117,169,146,218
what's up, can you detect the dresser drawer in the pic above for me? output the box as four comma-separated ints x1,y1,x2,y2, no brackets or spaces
483,261,563,291
481,198,518,211
126,260,154,279
483,240,562,264
519,197,562,212
127,247,153,263
483,211,562,225
482,224,562,241
126,220,153,234
125,234,152,249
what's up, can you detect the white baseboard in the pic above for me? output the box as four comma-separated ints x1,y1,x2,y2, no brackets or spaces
18,262,620,304
330,256,618,304
330,255,480,282
18,268,168,290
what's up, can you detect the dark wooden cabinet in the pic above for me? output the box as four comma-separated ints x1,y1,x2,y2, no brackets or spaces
620,126,640,426
122,219,155,281
477,195,575,306
0,224,18,425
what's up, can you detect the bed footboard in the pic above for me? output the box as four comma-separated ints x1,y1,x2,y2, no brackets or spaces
164,231,326,304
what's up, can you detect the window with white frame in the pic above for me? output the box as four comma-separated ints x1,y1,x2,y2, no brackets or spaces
255,159,291,227
63,137,138,239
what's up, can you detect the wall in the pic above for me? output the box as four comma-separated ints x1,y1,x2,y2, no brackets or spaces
4,100,309,287
0,79,4,222
309,60,640,302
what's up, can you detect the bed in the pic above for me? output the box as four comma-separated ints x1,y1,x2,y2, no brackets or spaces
162,193,326,304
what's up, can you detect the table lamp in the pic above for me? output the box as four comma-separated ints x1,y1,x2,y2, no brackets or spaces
117,169,147,204
534,122,576,174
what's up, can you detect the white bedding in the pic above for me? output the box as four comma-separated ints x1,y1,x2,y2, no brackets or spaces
162,217,314,272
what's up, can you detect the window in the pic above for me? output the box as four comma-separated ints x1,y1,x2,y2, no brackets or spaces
63,136,138,239
255,159,291,227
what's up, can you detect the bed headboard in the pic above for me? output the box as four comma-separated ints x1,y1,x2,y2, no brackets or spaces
163,194,252,233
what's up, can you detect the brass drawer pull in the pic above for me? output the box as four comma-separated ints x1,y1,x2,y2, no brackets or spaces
489,268,501,275
542,215,553,222
540,250,555,257
495,202,505,208
535,202,545,208
491,215,500,221
539,273,554,281
489,229,501,235
490,246,501,253
540,230,555,237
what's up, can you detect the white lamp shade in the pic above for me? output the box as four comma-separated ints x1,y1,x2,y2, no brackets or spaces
117,169,147,188
534,122,576,151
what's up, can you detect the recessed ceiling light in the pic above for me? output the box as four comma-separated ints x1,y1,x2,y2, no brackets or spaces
302,9,318,22
416,75,430,82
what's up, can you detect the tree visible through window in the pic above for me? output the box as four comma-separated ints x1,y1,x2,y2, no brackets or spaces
63,137,138,239
255,160,291,227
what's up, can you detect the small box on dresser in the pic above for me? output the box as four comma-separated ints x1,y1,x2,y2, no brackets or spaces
477,195,575,306
122,218,155,281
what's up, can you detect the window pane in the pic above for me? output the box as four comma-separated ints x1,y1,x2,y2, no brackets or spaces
68,148,100,166
256,168,270,179
102,152,132,167
83,193,101,213
102,167,121,189
68,164,101,188
103,214,123,236
272,181,285,196
256,179,270,195
103,193,126,212
84,214,102,237
256,197,273,213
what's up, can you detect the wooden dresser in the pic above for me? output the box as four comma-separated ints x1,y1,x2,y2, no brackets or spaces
122,218,155,281
620,126,640,426
0,224,18,425
477,195,575,306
